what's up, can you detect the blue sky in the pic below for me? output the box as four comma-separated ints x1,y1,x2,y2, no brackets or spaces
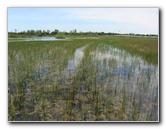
8,8,158,34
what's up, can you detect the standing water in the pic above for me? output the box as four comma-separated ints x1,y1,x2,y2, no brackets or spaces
8,42,158,121
62,45,88,79
8,37,65,42
89,45,158,121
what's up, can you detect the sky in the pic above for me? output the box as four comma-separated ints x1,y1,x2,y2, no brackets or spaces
8,8,159,34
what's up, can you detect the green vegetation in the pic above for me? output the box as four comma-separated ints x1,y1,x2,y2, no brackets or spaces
55,33,66,39
105,37,158,65
8,36,158,121
8,29,59,38
8,29,158,38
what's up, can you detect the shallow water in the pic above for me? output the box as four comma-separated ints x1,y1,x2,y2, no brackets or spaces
8,37,65,42
33,45,158,118
8,42,158,121
65,45,87,75
89,45,158,120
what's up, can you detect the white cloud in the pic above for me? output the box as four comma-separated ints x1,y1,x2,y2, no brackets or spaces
67,8,158,29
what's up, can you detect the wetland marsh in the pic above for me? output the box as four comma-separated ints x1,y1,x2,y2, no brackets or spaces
8,36,158,121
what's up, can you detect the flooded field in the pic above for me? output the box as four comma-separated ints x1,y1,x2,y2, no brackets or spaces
8,37,158,121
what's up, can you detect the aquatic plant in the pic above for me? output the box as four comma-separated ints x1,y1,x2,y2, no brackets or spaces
8,36,158,121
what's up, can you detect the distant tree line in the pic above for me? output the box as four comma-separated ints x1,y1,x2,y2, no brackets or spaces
8,29,158,38
8,29,60,37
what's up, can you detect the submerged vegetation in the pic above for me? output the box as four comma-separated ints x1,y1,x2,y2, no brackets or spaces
8,36,158,121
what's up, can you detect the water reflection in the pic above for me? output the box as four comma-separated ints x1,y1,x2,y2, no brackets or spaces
32,44,158,121
63,45,87,77
9,42,158,121
90,45,158,121
8,37,65,42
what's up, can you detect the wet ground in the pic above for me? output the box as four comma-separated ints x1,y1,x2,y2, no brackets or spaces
8,42,158,121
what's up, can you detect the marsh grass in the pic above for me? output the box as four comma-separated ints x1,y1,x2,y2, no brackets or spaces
103,37,158,65
8,36,158,121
